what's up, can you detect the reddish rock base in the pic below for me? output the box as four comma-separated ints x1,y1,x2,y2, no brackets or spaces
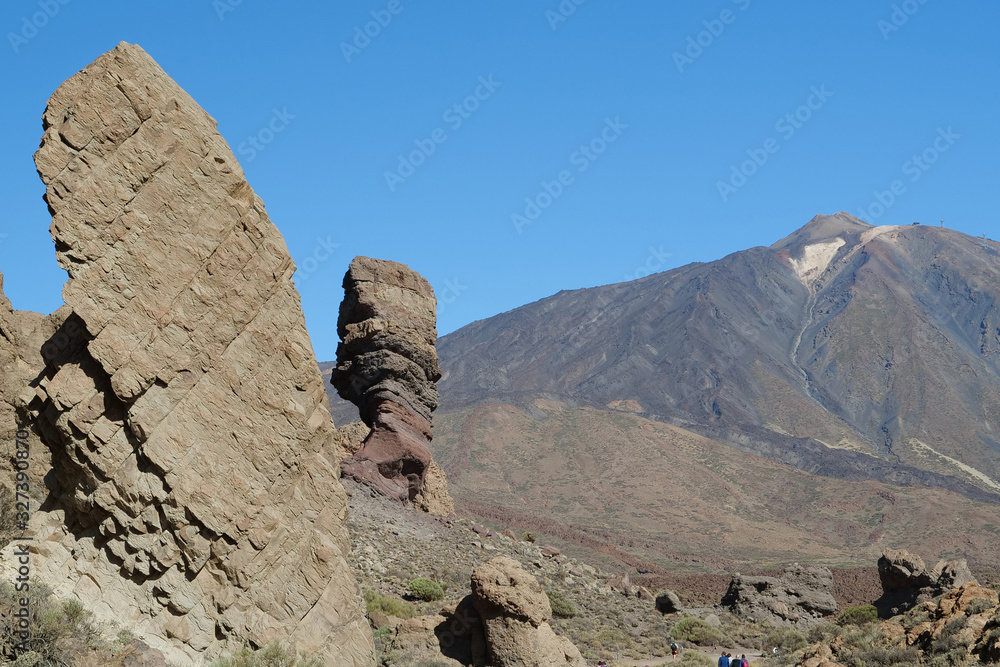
341,400,433,504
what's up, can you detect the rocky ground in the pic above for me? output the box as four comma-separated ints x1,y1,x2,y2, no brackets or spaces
344,476,1000,666
345,478,821,664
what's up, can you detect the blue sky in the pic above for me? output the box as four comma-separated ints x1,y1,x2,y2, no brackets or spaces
1,1,997,361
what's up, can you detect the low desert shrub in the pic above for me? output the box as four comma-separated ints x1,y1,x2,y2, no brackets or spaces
364,590,415,619
209,641,322,666
546,590,578,618
838,604,879,626
837,645,920,667
670,616,726,646
522,531,537,543
765,628,807,652
678,650,715,665
408,578,445,602
966,597,995,615
0,581,98,661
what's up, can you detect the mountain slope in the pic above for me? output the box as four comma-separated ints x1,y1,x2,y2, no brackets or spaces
434,214,1000,501
431,400,1000,573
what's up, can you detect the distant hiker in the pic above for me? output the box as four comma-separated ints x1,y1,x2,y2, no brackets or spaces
718,652,730,667
670,641,679,659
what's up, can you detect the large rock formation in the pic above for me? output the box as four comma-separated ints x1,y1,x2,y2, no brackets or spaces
332,256,453,514
471,556,586,667
7,42,374,665
875,548,976,616
722,565,837,627
380,556,585,666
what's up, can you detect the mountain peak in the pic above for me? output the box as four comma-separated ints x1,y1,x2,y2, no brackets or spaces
770,212,872,251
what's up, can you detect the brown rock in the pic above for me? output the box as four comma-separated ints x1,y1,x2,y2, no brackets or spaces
6,42,374,666
336,421,371,458
382,597,487,666
333,256,454,513
471,556,586,666
876,549,980,617
723,564,837,627
930,558,976,590
416,459,456,515
879,549,933,591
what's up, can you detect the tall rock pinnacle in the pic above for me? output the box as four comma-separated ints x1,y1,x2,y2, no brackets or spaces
18,42,375,665
333,256,453,513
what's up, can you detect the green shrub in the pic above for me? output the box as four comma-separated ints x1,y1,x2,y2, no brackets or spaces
837,645,920,667
966,597,995,615
209,641,323,666
670,616,727,646
522,531,537,543
678,650,715,665
546,590,578,618
838,604,879,626
408,578,445,602
0,581,98,661
765,628,807,652
364,590,415,619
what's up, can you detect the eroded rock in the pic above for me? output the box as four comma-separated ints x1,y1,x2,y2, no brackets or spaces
471,556,586,667
722,565,837,627
333,256,454,514
875,548,978,617
8,42,374,666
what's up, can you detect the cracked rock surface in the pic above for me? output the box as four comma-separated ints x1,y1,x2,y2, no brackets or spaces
14,42,375,666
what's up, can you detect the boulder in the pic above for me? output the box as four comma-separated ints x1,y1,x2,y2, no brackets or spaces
655,590,683,614
382,596,488,666
878,548,933,591
875,549,979,617
333,256,454,514
4,42,374,666
471,556,586,666
723,565,837,627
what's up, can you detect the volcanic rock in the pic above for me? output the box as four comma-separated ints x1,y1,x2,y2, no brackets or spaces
333,256,453,513
722,565,837,627
655,590,683,614
471,556,586,666
9,42,374,665
875,548,978,616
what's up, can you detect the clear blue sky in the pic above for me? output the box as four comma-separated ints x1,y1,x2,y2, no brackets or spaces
1,1,997,361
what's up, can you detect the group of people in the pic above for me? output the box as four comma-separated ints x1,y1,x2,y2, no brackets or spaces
719,652,750,667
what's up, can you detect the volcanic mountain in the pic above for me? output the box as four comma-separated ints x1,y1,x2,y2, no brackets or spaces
431,214,1000,499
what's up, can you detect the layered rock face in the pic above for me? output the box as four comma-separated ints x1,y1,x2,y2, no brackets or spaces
332,256,453,514
471,556,586,667
14,42,374,665
722,565,837,627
